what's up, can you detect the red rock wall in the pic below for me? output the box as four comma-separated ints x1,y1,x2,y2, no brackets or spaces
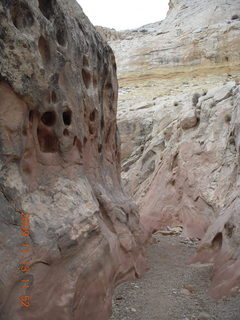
0,1,145,319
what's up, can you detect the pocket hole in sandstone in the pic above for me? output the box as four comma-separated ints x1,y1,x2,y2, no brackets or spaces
37,127,59,153
41,111,56,126
105,82,113,91
78,22,85,34
212,232,223,250
89,125,94,135
11,2,34,29
101,117,105,129
29,110,34,122
51,91,57,103
98,143,102,153
83,137,87,145
82,69,91,89
38,0,55,20
63,110,72,126
63,129,69,136
90,110,96,122
38,36,51,64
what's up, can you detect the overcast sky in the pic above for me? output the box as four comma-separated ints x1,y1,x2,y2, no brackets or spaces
77,0,169,31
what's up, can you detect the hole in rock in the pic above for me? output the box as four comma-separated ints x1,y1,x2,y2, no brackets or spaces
41,111,56,126
78,22,86,34
38,36,51,64
89,124,94,135
101,117,105,130
83,137,87,145
82,69,91,89
37,127,59,153
38,0,55,20
105,82,113,91
62,110,72,126
11,1,34,30
51,91,57,103
63,129,69,136
90,110,96,122
98,143,102,153
212,232,223,250
29,110,34,122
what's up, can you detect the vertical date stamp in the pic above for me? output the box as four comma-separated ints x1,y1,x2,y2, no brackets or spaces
19,211,31,308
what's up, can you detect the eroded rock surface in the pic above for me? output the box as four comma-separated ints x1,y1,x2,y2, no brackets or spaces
105,0,240,299
0,1,145,319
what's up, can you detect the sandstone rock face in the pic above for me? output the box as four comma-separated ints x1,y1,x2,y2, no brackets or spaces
95,26,122,41
0,1,145,319
110,0,240,76
106,0,240,299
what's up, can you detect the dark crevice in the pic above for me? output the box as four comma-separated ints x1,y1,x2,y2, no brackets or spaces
29,110,34,122
89,124,94,135
41,111,56,126
63,110,72,126
101,116,104,130
212,232,223,250
90,110,96,122
98,143,102,153
38,0,55,20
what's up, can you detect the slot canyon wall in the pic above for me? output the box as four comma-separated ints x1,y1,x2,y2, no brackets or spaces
105,0,240,299
0,1,145,319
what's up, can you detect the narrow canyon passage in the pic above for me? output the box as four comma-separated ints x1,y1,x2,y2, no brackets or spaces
111,234,240,320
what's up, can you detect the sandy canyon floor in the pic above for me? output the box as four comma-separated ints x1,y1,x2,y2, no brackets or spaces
110,234,240,320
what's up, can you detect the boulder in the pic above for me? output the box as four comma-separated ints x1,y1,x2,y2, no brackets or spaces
180,110,198,130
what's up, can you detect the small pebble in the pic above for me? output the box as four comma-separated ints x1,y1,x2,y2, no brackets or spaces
198,311,210,320
181,288,192,296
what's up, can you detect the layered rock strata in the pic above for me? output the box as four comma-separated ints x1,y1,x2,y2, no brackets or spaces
0,1,145,319
106,0,240,299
